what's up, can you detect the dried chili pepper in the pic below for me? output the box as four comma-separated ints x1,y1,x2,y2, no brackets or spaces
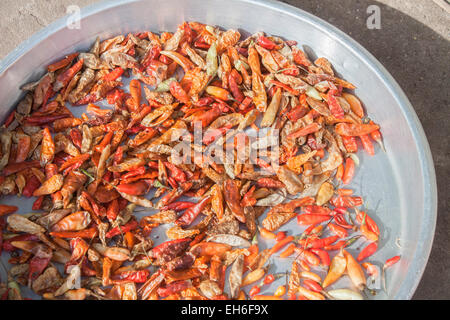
175,196,211,226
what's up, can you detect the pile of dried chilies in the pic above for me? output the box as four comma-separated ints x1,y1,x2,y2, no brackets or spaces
0,21,399,300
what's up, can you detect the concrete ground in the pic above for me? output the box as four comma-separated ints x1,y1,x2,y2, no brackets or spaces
0,0,449,299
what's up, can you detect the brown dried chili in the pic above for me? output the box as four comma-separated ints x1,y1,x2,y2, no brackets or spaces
0,21,391,301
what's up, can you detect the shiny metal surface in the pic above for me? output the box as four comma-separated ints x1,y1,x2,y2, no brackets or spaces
0,0,437,299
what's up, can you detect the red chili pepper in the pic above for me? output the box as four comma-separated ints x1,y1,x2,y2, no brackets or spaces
302,279,323,293
323,236,360,251
240,185,257,207
256,177,284,189
164,162,187,183
157,186,185,209
270,235,295,255
159,54,172,65
342,157,355,185
41,87,55,108
382,255,401,292
167,176,178,189
295,248,321,266
360,134,375,156
29,254,51,283
330,195,363,208
333,213,354,229
202,125,232,145
297,214,330,226
302,224,320,238
3,110,15,128
326,91,344,119
117,197,128,210
141,46,162,68
255,158,275,173
22,175,41,198
249,285,261,297
287,123,321,140
276,231,287,242
355,211,380,235
357,241,378,262
342,136,358,153
2,234,39,252
24,114,69,126
106,88,123,106
263,274,275,285
238,96,253,111
303,205,332,216
121,166,147,180
73,92,100,106
333,207,347,215
116,180,151,196
54,59,84,92
150,238,191,261
281,66,300,76
175,196,211,226
106,220,139,238
287,105,308,122
270,80,300,96
47,53,79,72
93,131,114,153
157,280,191,297
32,196,45,211
257,36,278,50
170,81,189,104
328,223,348,238
69,128,83,150
106,199,119,222
194,38,210,49
2,160,41,176
193,96,214,107
235,47,248,57
113,269,150,283
228,72,244,102
50,227,98,239
103,67,124,81
308,235,339,249
310,248,330,267
369,120,384,150
81,191,106,218
384,255,401,269
0,204,18,217
161,201,196,212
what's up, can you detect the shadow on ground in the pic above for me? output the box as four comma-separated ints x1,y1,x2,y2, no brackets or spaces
281,0,450,300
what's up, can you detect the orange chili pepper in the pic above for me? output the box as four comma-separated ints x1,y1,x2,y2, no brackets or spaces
328,222,348,238
322,249,347,288
280,243,296,258
335,122,379,136
343,250,366,291
357,241,378,262
360,134,375,156
287,123,321,140
269,235,294,255
259,227,277,240
342,157,355,185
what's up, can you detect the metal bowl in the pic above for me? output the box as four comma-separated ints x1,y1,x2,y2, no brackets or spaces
0,0,437,299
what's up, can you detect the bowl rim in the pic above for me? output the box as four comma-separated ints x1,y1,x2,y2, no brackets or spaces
0,0,437,300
